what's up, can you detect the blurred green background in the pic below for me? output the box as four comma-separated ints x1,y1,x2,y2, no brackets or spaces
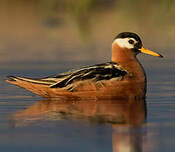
0,0,174,70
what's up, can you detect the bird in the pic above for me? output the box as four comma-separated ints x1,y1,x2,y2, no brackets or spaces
6,32,163,100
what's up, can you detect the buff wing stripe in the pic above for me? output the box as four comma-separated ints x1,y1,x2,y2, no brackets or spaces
7,62,128,90
50,62,128,88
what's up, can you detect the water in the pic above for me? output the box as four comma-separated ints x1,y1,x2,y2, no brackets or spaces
1,1,175,152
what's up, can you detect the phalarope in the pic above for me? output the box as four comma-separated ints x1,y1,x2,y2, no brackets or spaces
6,32,163,100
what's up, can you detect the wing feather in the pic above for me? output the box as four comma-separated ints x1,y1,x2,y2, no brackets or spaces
50,62,127,88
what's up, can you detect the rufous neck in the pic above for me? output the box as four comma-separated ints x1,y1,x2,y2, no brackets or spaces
112,43,136,64
111,43,145,82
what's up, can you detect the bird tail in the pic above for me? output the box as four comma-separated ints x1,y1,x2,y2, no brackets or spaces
6,76,54,85
6,76,53,97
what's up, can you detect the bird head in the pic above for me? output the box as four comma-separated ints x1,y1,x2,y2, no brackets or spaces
112,32,163,58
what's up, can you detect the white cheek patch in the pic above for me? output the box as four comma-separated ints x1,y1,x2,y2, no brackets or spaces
112,38,136,49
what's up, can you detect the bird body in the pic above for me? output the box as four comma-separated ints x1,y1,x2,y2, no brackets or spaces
6,32,162,100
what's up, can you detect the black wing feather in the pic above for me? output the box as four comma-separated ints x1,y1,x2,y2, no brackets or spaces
50,62,127,88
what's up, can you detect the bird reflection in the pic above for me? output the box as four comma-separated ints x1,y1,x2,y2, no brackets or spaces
11,98,146,152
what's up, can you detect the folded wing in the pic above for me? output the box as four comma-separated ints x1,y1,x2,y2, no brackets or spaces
49,62,127,88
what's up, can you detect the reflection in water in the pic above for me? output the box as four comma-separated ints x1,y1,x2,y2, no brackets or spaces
112,125,145,152
11,98,146,152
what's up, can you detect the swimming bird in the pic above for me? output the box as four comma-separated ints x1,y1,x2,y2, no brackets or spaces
6,32,163,100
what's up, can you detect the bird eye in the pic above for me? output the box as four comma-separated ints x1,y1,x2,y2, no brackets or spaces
128,39,134,44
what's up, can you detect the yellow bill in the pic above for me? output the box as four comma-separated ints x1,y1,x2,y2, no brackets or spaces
139,47,163,58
